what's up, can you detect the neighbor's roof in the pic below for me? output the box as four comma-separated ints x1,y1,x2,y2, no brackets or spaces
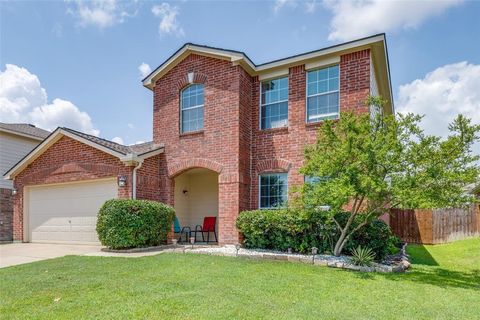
0,123,50,140
4,127,163,179
142,33,393,114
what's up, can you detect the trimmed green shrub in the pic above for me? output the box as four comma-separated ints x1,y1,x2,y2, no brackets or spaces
236,209,335,254
334,212,401,260
96,199,175,249
236,209,307,251
236,209,400,260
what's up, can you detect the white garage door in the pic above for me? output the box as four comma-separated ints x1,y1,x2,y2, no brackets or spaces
27,179,117,244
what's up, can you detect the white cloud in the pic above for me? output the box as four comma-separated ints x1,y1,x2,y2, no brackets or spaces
138,63,152,78
323,0,462,41
111,136,124,144
0,64,99,136
152,3,185,37
68,0,136,29
127,123,134,129
397,62,480,153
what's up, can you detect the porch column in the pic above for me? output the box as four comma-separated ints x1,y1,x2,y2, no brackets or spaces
218,172,241,244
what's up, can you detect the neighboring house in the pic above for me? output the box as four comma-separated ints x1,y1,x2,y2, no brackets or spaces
0,123,49,242
5,33,394,245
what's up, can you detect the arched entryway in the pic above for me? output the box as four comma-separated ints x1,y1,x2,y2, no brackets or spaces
173,168,219,243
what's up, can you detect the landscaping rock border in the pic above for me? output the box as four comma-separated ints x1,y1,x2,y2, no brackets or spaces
102,243,411,273
101,244,177,253
182,244,411,273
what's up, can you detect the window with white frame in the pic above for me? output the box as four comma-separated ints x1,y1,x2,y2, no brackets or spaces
259,173,288,209
181,84,204,133
260,77,288,129
306,65,339,123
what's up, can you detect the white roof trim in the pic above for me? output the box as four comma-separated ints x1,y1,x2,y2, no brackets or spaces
138,146,165,159
143,34,387,91
142,44,256,89
4,129,145,179
256,34,385,71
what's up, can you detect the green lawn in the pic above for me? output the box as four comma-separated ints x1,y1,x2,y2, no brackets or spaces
1,239,479,319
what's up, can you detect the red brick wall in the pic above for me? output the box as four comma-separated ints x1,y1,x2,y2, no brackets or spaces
340,49,371,114
0,188,13,242
153,50,372,243
136,154,162,201
153,54,248,244
12,136,133,241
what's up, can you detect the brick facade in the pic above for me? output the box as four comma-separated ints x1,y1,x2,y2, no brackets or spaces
0,188,13,242
153,49,372,244
11,136,160,241
11,47,374,244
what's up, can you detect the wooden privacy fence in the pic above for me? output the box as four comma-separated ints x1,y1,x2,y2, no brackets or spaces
390,204,480,244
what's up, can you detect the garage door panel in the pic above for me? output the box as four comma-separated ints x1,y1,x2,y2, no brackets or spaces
28,179,117,244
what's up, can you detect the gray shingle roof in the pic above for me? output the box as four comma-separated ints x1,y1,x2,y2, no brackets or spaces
61,127,161,156
0,123,50,139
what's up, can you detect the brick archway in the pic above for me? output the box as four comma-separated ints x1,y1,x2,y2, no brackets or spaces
168,158,223,178
175,72,208,91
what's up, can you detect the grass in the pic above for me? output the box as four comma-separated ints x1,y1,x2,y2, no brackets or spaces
1,238,479,319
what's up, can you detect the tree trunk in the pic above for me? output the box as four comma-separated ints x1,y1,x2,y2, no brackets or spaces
333,230,348,256
333,219,354,256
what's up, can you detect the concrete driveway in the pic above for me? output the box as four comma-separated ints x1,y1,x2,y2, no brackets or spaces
0,243,102,268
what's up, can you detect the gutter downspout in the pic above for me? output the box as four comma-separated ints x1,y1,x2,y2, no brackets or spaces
120,153,143,200
132,159,143,200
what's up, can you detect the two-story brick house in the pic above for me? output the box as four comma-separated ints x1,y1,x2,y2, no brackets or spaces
5,34,393,245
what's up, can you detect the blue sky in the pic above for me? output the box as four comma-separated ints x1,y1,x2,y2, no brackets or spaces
1,0,479,146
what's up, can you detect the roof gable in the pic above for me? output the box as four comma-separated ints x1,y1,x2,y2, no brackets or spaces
4,128,164,179
142,33,393,114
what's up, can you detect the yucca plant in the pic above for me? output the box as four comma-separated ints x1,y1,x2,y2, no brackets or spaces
350,246,375,266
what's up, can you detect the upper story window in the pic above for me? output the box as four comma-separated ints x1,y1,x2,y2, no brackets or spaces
259,173,288,209
306,65,339,123
260,77,288,129
181,84,204,133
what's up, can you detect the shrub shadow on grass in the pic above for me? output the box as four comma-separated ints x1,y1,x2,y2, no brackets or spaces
358,267,480,291
407,244,439,266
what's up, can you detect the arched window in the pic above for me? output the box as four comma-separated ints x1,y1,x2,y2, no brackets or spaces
180,84,204,133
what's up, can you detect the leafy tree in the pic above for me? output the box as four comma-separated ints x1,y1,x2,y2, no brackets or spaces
300,97,480,256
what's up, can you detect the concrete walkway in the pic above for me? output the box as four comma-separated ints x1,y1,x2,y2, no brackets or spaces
0,243,101,268
0,243,166,268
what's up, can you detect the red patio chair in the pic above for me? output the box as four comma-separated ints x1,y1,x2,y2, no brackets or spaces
192,216,217,243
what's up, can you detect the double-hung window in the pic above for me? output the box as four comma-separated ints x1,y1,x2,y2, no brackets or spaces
260,77,288,129
306,65,339,123
181,84,204,133
259,173,288,209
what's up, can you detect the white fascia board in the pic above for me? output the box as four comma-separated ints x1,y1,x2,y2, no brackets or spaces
60,130,126,159
143,45,255,89
5,129,126,179
255,34,385,71
137,147,164,160
143,34,388,93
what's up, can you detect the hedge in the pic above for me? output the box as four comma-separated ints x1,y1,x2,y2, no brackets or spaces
96,199,175,249
236,209,399,260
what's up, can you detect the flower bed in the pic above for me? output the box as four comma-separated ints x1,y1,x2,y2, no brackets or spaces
177,244,411,273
